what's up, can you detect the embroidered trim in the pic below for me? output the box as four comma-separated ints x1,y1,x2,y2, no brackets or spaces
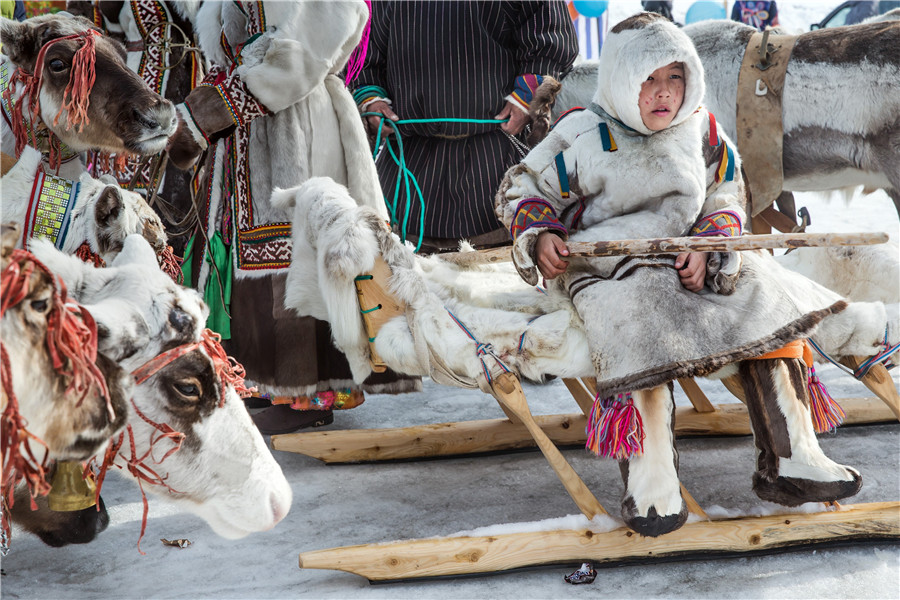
131,0,170,96
715,140,735,183
24,169,79,250
200,67,269,127
510,198,566,242
690,210,743,237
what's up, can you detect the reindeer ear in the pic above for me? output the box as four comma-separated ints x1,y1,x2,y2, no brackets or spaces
0,18,35,68
94,186,123,228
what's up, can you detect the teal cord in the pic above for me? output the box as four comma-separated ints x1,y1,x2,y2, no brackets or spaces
360,112,509,253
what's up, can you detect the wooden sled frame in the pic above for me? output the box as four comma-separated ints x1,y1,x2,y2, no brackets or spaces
281,256,900,581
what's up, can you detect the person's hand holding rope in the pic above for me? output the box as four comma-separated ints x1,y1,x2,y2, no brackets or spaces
495,100,531,135
363,100,399,141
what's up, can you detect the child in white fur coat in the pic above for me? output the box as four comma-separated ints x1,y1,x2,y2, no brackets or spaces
495,12,861,537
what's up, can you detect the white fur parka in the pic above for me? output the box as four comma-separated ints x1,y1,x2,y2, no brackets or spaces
495,13,845,396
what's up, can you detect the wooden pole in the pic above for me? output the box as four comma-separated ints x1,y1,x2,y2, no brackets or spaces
439,232,889,266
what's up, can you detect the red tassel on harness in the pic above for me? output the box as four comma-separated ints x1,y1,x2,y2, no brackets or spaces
585,392,644,459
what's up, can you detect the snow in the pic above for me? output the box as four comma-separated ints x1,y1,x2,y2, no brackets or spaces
2,2,899,599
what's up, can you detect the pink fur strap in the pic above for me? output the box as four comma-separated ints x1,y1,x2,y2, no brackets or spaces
510,198,567,242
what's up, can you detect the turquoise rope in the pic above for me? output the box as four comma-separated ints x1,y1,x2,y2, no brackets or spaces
360,112,509,253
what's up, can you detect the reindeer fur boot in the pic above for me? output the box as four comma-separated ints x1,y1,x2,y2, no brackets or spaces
740,358,862,506
618,383,688,537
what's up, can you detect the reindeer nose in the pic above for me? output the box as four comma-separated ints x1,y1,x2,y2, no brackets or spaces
133,108,160,130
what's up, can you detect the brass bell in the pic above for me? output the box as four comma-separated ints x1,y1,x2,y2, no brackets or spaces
47,461,97,512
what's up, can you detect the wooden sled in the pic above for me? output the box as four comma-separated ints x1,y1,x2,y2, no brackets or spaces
272,257,899,463
289,256,899,581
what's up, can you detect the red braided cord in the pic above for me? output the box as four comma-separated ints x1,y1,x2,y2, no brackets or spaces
74,241,106,267
52,30,99,132
132,329,255,408
157,246,183,284
1,248,111,514
4,30,100,168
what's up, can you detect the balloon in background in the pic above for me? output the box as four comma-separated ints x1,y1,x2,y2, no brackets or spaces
572,0,608,18
685,1,727,24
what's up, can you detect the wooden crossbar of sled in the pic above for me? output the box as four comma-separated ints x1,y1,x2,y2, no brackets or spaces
288,253,899,581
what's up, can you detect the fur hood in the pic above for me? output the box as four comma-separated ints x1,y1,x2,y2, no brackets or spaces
591,12,705,136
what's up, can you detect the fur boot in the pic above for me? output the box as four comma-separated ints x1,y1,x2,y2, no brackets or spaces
740,358,862,506
618,383,688,537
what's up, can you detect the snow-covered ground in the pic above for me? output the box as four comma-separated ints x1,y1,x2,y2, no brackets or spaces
2,2,899,599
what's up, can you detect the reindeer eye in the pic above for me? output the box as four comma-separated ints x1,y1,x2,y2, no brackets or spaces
48,58,67,73
173,381,201,398
30,298,49,313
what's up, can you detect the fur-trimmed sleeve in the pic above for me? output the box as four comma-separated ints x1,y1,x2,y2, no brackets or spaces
494,130,575,285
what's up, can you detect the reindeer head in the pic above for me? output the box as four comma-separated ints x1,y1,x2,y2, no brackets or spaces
77,172,169,262
1,222,128,462
0,14,177,156
28,236,293,540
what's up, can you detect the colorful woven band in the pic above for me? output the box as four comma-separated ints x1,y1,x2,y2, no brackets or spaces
690,210,743,238
25,169,79,250
510,198,566,242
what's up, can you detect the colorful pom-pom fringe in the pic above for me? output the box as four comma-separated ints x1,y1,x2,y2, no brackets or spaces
585,392,644,459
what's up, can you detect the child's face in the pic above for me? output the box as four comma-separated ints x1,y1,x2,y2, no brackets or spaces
638,62,685,131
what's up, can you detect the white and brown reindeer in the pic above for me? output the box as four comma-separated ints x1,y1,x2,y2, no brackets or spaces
0,13,177,179
2,145,168,266
0,12,181,277
549,14,900,215
1,222,129,548
274,178,898,537
28,234,293,545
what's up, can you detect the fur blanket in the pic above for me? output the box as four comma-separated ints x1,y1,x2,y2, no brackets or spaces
278,178,894,395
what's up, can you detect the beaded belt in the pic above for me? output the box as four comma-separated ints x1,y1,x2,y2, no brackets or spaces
24,169,80,249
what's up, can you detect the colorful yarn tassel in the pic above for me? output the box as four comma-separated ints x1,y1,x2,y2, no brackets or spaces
807,365,845,433
585,392,644,459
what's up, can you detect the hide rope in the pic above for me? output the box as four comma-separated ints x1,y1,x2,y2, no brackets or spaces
4,29,100,170
1,247,110,552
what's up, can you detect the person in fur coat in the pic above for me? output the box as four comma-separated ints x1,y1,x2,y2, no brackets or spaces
166,0,418,434
495,12,861,537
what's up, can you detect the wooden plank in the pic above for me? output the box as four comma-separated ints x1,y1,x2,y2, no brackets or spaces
839,357,900,420
677,378,717,413
297,502,900,581
488,372,607,519
272,397,895,463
